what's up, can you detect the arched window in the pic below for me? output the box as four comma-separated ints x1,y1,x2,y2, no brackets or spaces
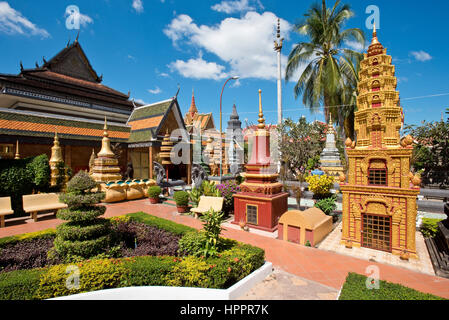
372,58,379,66
368,159,387,186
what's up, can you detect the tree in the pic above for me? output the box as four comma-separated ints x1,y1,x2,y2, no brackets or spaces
404,116,449,188
278,117,326,207
285,0,365,141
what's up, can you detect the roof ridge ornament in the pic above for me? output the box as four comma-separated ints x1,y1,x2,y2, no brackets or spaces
257,89,266,130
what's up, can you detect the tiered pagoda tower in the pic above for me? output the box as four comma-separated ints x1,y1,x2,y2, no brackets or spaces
340,26,421,259
90,118,122,183
233,90,288,232
320,114,344,178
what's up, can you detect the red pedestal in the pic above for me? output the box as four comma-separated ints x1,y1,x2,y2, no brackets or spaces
233,191,288,232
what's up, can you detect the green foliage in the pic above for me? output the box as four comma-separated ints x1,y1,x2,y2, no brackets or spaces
420,218,443,238
339,273,445,300
278,117,326,182
0,268,46,300
202,181,221,197
314,195,337,215
0,229,56,248
0,155,51,216
173,191,189,207
235,174,245,185
178,231,236,257
148,186,161,199
36,258,127,299
54,171,110,260
404,119,449,187
189,187,202,208
126,212,196,236
305,240,311,247
306,155,321,171
200,209,225,257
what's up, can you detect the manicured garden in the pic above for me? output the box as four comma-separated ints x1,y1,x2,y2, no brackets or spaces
0,172,265,300
338,273,446,300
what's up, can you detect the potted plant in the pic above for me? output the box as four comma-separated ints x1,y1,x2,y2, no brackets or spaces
148,185,161,204
174,190,189,213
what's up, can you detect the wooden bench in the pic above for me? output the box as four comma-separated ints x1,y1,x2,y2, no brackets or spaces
0,197,14,228
22,193,68,222
190,196,223,219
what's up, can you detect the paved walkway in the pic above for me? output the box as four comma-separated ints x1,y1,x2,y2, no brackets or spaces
1,199,448,299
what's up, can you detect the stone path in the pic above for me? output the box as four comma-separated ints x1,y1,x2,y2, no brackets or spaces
238,268,338,300
1,199,448,299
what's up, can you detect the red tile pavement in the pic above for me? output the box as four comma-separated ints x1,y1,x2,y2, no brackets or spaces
1,199,448,299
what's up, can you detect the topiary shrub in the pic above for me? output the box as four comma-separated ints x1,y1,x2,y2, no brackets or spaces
420,218,443,238
53,171,111,261
173,191,189,207
148,186,161,200
314,195,337,216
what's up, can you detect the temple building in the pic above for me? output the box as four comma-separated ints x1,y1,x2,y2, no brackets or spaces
0,40,191,183
226,104,244,174
320,115,344,178
0,40,133,173
184,90,216,135
340,26,421,259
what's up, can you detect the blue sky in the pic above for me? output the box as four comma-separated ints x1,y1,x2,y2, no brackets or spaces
0,0,448,127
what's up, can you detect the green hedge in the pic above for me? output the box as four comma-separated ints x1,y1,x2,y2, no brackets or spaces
127,212,196,235
0,155,51,217
0,229,56,248
0,268,47,300
339,273,446,300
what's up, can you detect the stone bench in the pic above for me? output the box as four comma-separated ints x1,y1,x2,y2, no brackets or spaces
0,197,14,228
190,196,223,219
22,193,68,222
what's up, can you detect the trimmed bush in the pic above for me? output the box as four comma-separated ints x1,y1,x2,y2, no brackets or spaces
121,256,177,287
420,218,443,238
173,191,189,207
314,195,337,215
0,154,51,216
0,268,46,300
178,231,235,257
148,186,161,199
54,171,111,260
339,272,445,300
0,229,56,248
306,174,334,199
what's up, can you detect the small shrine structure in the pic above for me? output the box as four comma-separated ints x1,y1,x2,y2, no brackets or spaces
49,132,64,186
320,115,344,178
233,90,288,232
90,118,122,183
340,26,421,259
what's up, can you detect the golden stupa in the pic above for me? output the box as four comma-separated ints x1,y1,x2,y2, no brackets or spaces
49,131,64,186
90,117,122,183
340,25,420,259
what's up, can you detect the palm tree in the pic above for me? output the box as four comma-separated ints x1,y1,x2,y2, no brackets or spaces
285,0,365,141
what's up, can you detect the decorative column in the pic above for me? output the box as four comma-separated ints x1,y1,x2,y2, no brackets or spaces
14,140,20,160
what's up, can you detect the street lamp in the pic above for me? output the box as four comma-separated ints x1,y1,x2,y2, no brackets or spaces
219,76,239,181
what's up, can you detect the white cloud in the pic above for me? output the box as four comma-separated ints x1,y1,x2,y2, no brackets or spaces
164,12,291,80
134,98,147,105
148,86,162,94
168,54,227,80
344,40,366,52
0,1,49,37
127,54,136,61
211,0,263,14
132,0,144,13
410,50,432,62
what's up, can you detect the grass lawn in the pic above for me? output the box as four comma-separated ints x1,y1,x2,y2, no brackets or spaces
339,272,446,300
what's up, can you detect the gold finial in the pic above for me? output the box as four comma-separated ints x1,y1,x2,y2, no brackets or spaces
371,22,379,45
103,116,109,137
14,140,20,160
257,89,266,129
328,114,335,134
50,131,63,164
98,116,114,158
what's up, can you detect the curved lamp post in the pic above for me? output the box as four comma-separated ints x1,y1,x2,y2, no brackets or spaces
219,76,239,181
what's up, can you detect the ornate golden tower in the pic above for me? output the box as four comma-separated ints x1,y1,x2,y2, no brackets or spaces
49,131,64,186
90,117,122,183
340,26,421,259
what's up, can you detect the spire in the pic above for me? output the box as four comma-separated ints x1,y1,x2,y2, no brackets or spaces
98,116,114,158
50,131,63,164
257,89,266,130
274,18,283,51
14,140,20,160
189,89,198,117
328,114,336,135
230,104,239,120
368,22,384,57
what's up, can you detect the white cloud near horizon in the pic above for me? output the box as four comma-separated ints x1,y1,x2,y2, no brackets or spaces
0,1,49,37
410,50,432,62
164,12,291,81
211,0,263,14
168,54,227,80
132,0,144,13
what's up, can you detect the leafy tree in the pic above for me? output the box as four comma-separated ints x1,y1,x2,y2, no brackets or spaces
278,117,326,206
404,116,449,188
285,0,365,143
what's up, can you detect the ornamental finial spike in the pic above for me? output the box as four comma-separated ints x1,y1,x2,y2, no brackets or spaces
257,89,265,129
14,140,20,160
371,22,379,45
103,116,109,137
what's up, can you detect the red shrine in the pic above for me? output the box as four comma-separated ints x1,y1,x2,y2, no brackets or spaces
233,90,288,232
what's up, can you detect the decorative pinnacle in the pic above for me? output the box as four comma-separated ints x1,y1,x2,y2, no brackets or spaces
277,18,280,38
371,22,379,45
257,89,266,129
328,114,335,134
14,140,20,160
274,18,284,51
103,116,109,137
